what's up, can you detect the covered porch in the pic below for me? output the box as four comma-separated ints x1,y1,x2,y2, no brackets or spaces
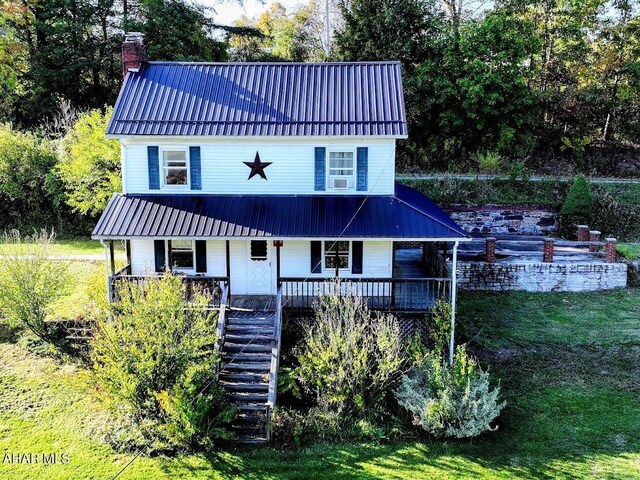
107,241,457,313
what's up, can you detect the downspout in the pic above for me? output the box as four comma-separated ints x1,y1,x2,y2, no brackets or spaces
449,241,459,367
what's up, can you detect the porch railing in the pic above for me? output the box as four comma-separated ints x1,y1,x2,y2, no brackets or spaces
109,266,229,307
279,277,452,311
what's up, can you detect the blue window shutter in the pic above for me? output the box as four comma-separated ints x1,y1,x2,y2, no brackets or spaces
195,240,207,273
148,146,160,190
314,147,326,191
352,241,363,274
310,241,322,273
154,240,166,272
356,147,368,191
190,146,201,190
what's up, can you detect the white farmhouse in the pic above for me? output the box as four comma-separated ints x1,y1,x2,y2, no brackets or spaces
92,33,469,442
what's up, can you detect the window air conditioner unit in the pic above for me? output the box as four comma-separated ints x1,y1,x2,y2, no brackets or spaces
332,178,349,189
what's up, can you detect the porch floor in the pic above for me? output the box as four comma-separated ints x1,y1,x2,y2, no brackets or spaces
394,248,430,278
230,295,277,312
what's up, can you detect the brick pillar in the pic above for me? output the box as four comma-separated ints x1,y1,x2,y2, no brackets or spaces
543,238,554,263
577,225,589,242
589,230,601,253
485,237,496,263
606,238,617,263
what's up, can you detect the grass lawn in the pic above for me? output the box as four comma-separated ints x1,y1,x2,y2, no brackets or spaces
1,290,639,479
48,261,105,320
618,243,640,260
0,238,125,257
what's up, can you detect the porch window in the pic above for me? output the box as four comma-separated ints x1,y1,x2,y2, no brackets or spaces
250,240,268,261
324,241,350,271
162,149,189,186
327,150,355,190
170,240,195,270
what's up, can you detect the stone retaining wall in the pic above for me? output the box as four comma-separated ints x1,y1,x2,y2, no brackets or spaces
454,261,627,292
447,205,557,235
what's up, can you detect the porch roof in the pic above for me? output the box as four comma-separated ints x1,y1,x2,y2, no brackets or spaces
92,183,468,240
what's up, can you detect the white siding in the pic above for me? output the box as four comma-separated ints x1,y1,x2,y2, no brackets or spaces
206,241,227,276
130,239,156,275
122,138,395,195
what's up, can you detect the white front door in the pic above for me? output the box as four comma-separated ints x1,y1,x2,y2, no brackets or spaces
246,240,274,294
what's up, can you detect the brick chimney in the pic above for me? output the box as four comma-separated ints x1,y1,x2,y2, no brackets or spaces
122,32,147,78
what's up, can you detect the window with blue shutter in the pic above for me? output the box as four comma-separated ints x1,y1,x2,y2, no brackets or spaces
195,240,207,272
356,147,368,191
351,241,363,274
189,146,201,190
154,240,166,272
310,241,322,273
314,147,326,191
148,146,160,190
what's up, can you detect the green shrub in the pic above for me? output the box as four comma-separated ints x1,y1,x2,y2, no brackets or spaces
0,229,70,344
559,176,593,238
475,151,503,174
592,186,640,242
90,273,233,451
394,345,505,439
294,285,405,419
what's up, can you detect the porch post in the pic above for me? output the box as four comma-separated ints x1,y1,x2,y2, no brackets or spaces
225,240,231,301
109,240,116,276
276,241,281,284
449,241,459,367
125,240,132,267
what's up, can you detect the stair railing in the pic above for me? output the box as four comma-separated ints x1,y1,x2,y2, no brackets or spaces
214,281,229,377
266,285,283,441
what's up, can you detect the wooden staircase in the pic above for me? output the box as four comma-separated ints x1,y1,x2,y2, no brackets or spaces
217,288,283,444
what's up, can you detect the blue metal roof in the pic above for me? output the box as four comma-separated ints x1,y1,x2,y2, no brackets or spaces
106,62,408,137
92,184,467,239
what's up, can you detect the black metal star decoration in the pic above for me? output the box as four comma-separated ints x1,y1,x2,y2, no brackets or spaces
243,152,272,180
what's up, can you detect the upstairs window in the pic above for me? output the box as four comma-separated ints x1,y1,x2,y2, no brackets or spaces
324,241,350,271
327,150,355,190
170,240,195,270
162,149,188,186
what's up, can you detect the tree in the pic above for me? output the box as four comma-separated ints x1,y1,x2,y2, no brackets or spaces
0,123,67,231
57,107,121,216
0,229,70,343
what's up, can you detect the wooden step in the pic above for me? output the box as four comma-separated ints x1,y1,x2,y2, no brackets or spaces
227,317,275,325
225,324,274,333
234,412,267,424
220,381,268,392
222,352,271,363
227,391,268,404
224,332,272,342
224,342,272,353
221,362,271,372
219,372,269,383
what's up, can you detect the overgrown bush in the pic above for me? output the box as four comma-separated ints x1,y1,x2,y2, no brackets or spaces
0,229,70,345
294,285,405,420
592,186,640,242
559,176,593,238
394,345,505,438
90,273,233,451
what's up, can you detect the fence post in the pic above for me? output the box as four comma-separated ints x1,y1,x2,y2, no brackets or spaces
485,237,496,263
606,238,617,263
589,230,601,253
577,225,589,242
543,238,554,263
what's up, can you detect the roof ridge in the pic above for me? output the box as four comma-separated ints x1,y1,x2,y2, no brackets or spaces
145,61,402,66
